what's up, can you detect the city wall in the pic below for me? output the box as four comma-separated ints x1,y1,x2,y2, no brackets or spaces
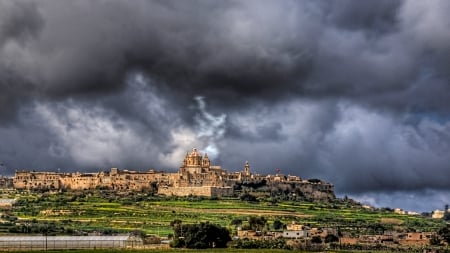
158,186,233,197
11,148,335,200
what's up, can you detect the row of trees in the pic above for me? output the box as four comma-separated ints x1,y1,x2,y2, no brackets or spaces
230,216,285,231
230,238,291,249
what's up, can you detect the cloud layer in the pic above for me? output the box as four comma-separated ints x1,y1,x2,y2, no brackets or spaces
1,0,450,211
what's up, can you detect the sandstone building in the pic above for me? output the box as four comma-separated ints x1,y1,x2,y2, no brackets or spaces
13,148,334,200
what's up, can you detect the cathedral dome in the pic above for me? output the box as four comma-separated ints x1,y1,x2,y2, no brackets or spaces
190,148,200,157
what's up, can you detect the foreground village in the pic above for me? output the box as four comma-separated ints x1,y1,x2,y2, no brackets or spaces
0,148,448,251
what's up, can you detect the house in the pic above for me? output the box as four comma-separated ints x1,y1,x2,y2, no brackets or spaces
237,229,263,240
432,210,445,219
396,232,434,246
282,222,310,239
282,230,310,239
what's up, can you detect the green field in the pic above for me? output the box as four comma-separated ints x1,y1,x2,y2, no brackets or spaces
5,250,393,253
0,190,446,237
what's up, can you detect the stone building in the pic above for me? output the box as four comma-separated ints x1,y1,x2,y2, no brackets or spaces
283,222,311,239
14,171,61,190
0,176,13,189
158,148,233,197
13,147,335,199
432,209,445,219
396,232,435,246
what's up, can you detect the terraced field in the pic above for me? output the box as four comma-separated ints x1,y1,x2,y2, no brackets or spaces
2,190,446,237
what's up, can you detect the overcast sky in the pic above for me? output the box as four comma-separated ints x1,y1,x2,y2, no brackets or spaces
1,0,450,212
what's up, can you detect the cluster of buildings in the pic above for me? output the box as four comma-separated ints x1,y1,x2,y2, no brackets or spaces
11,148,334,200
237,222,316,240
339,232,436,247
237,221,438,248
394,208,420,216
395,208,449,219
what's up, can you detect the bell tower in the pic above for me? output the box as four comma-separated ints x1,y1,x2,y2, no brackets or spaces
202,153,211,169
244,161,250,176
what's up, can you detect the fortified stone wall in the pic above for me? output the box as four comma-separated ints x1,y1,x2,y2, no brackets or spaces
158,186,233,197
14,171,61,190
12,148,335,201
60,173,99,190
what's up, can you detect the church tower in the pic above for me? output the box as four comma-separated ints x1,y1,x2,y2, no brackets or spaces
244,161,250,176
202,153,211,168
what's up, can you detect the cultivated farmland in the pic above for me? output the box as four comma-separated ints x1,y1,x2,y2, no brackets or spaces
0,190,444,237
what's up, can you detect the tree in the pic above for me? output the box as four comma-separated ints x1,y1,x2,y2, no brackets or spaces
325,234,339,243
240,193,258,202
438,225,450,244
230,218,243,227
231,238,290,249
444,204,450,221
273,219,284,230
430,234,442,246
172,222,230,249
444,212,450,221
367,223,386,235
311,236,322,244
248,216,267,231
170,219,182,227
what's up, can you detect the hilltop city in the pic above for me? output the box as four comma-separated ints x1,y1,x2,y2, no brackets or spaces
12,148,334,201
0,148,448,252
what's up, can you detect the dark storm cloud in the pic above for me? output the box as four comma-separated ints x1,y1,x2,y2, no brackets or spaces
219,101,450,200
1,0,450,210
327,0,401,34
0,1,43,123
0,1,43,45
1,0,449,113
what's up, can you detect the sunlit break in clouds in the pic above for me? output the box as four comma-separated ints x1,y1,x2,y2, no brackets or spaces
194,96,227,160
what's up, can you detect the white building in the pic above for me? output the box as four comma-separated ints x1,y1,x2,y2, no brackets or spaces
432,209,445,219
282,230,310,239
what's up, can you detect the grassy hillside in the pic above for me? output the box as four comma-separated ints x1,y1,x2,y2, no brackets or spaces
1,190,445,236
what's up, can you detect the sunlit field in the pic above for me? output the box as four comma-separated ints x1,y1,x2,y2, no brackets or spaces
1,190,444,237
